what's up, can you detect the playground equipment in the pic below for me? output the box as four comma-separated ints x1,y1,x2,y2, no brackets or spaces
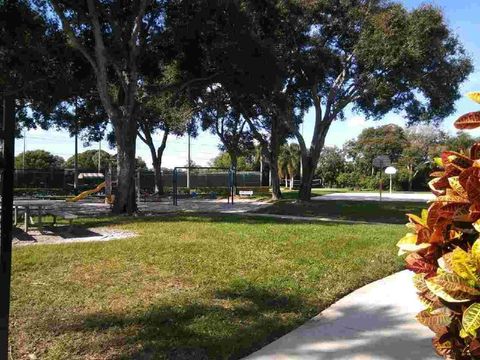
172,167,236,205
66,181,106,202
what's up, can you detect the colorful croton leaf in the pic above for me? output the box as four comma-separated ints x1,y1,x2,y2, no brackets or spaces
398,92,480,359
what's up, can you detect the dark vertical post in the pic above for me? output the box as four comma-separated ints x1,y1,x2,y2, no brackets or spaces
172,168,177,206
0,96,15,360
73,120,78,195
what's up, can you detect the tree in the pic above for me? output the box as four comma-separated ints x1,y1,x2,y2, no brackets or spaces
210,152,258,171
398,125,447,191
316,146,346,187
15,150,64,170
40,0,172,214
170,0,310,200
345,124,408,175
291,1,472,200
278,143,301,190
198,85,254,170
65,150,113,170
65,150,147,171
137,64,193,195
444,131,479,153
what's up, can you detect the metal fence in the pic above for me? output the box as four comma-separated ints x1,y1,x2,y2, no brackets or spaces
13,168,262,193
138,170,261,192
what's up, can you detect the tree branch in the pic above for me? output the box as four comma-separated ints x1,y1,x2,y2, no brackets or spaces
50,2,98,72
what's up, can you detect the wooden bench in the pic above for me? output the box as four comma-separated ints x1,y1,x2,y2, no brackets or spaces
50,210,78,231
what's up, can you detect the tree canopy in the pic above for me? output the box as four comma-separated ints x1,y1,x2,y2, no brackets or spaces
15,150,64,170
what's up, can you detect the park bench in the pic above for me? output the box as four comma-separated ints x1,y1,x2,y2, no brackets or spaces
50,210,78,232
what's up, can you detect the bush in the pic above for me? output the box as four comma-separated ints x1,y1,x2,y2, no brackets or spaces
397,92,480,359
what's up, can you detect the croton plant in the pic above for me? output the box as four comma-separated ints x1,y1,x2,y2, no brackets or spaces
398,92,480,359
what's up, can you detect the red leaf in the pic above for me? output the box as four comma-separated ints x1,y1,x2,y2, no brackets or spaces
405,253,437,275
454,111,480,130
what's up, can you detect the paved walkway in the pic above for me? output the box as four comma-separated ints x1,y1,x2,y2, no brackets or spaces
245,271,437,360
314,192,434,203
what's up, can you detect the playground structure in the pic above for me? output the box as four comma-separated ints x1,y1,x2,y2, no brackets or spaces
66,181,106,202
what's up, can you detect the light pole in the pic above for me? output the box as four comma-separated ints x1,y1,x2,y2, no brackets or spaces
0,95,15,360
74,121,78,194
98,140,101,173
22,129,26,171
187,131,191,189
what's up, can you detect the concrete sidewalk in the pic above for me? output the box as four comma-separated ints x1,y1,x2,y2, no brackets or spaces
245,271,437,360
314,192,434,203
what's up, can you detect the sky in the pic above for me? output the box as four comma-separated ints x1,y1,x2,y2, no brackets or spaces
16,0,480,169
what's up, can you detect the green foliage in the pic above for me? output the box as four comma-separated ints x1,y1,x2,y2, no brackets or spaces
65,150,147,171
15,150,64,170
65,150,114,170
278,143,301,183
210,152,258,171
316,146,347,187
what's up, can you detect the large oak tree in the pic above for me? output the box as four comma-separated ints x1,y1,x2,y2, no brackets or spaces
293,0,472,200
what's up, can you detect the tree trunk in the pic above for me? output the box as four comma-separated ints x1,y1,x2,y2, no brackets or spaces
408,166,413,192
270,159,281,200
298,156,315,201
112,118,137,214
290,176,294,190
153,158,164,195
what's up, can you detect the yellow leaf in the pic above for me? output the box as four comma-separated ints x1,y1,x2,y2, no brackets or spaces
449,248,479,285
448,176,468,199
463,303,480,337
472,240,480,266
434,157,444,168
426,273,479,303
473,219,480,233
460,328,470,339
397,233,430,256
413,273,429,293
467,92,480,104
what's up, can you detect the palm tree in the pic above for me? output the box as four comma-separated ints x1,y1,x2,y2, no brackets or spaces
278,143,301,189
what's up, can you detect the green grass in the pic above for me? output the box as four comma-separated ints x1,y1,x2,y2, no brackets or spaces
248,188,349,201
256,200,427,224
11,214,405,359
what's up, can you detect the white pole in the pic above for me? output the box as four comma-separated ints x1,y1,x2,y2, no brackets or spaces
389,174,393,194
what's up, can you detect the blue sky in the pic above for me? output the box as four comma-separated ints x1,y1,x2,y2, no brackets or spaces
17,0,480,169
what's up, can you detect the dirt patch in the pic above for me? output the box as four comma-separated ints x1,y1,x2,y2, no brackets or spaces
13,226,137,246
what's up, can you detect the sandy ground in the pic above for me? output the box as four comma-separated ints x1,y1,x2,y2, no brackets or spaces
13,225,136,246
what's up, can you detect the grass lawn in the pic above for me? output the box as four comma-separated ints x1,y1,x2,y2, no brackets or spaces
249,188,349,201
256,200,427,224
11,214,406,359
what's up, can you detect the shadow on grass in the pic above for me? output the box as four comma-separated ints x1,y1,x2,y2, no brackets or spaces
253,200,426,224
74,212,376,230
47,281,312,359
42,280,431,360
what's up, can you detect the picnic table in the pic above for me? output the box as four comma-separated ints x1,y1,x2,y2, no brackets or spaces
13,200,59,232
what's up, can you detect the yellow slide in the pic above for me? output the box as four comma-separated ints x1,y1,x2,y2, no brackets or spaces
67,182,106,202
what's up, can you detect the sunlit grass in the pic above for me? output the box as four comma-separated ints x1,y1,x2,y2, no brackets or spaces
11,214,405,359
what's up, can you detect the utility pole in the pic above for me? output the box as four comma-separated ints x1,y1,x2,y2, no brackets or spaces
0,95,15,360
98,140,101,173
187,131,191,189
300,123,304,179
22,129,25,171
74,121,78,194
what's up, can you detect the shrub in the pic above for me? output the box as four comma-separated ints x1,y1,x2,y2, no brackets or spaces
397,92,480,359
